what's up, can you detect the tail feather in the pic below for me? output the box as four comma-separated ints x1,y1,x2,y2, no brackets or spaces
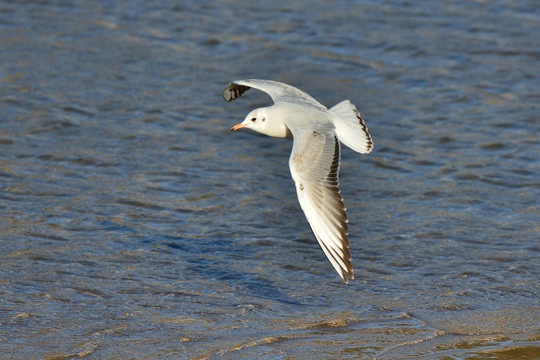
329,100,374,154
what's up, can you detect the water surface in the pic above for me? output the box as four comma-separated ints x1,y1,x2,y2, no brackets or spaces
1,1,539,359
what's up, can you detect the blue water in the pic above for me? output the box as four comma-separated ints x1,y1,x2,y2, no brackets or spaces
1,1,539,359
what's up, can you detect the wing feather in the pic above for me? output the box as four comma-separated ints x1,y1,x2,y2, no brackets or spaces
223,79,326,110
289,129,354,283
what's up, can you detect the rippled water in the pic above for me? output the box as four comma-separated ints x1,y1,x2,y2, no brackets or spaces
1,1,539,359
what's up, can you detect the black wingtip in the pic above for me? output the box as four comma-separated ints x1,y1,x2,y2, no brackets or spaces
222,83,251,102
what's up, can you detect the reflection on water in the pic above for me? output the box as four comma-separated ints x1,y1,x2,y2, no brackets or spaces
1,0,539,359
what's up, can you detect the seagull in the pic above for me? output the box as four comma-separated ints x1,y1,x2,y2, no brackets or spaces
224,79,373,283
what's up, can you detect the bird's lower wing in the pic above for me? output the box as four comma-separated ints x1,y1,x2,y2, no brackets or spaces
289,128,353,283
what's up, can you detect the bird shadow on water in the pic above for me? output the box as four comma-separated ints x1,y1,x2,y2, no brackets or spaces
153,234,304,306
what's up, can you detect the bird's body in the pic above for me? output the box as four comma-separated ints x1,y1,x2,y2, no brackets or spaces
224,79,373,283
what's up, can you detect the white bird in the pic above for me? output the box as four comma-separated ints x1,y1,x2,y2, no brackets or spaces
224,79,373,283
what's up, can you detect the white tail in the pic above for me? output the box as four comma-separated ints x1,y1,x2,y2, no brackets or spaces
329,100,374,154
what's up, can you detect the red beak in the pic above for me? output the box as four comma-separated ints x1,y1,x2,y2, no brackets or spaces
229,123,248,132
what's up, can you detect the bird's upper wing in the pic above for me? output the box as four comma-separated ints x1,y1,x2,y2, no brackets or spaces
222,79,326,110
288,127,353,283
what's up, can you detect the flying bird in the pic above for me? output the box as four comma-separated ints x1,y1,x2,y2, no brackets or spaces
224,79,373,283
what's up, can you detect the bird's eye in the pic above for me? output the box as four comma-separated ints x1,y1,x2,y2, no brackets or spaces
261,117,265,122
251,117,256,122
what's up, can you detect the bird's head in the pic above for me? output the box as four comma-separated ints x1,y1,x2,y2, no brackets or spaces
229,108,268,133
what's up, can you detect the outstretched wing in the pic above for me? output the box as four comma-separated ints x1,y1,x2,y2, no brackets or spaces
222,79,326,110
288,127,353,283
